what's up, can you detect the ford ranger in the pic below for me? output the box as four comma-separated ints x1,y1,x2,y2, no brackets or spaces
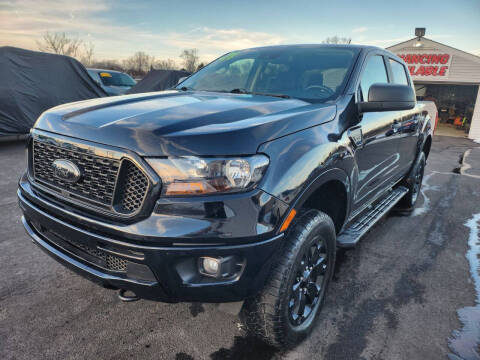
18,44,432,347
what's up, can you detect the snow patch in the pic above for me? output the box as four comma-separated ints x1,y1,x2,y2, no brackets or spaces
411,172,440,217
449,213,480,360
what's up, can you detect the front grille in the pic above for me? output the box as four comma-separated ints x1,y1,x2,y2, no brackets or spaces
33,140,119,206
106,256,128,272
59,233,128,272
36,224,128,272
32,138,149,216
116,160,149,213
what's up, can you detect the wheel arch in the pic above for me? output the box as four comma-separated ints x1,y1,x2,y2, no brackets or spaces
290,168,351,234
418,110,433,160
423,135,432,159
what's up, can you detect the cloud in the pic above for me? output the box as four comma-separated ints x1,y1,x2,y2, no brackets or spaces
362,37,412,46
352,27,368,33
0,0,285,62
161,27,285,60
0,0,124,52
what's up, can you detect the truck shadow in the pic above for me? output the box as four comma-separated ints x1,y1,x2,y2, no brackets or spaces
209,335,280,360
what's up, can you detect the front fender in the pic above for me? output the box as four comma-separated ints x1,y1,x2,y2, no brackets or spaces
257,122,354,215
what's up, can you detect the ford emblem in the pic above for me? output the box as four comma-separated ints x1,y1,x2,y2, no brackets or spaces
52,159,81,183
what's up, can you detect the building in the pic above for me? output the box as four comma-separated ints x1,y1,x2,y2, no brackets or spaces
387,29,480,140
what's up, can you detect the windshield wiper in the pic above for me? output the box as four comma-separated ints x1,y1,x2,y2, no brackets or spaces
229,88,291,99
229,88,250,94
177,87,291,99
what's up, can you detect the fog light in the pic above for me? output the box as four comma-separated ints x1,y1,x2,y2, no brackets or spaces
202,257,220,275
198,256,245,280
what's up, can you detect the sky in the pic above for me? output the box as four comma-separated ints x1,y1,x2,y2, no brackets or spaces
0,0,479,64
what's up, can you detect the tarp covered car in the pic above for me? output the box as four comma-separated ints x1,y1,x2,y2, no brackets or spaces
0,46,107,136
126,69,190,94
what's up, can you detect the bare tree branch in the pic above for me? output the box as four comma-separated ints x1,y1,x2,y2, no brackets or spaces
80,42,95,66
123,52,155,77
179,49,199,73
90,59,124,72
36,32,84,57
323,36,352,44
155,59,177,70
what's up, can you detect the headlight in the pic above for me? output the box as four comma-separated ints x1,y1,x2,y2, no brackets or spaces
146,155,269,196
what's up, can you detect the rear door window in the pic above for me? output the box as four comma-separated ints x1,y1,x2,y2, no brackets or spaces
389,59,409,85
360,55,388,101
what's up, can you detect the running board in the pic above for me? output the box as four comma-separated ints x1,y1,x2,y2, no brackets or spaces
337,186,409,248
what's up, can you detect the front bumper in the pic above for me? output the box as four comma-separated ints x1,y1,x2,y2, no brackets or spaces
18,176,286,303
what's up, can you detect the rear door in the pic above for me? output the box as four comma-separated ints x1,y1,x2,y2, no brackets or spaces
387,58,420,173
350,53,403,213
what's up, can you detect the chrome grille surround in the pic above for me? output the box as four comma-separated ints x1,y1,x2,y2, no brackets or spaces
29,130,152,219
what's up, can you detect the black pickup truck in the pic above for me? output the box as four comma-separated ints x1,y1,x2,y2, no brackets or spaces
18,44,432,347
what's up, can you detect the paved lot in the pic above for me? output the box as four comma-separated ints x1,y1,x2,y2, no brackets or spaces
1,136,479,360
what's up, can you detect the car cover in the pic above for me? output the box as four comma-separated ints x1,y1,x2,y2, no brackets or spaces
0,46,107,136
126,69,191,94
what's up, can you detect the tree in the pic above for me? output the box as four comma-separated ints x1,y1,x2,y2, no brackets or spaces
323,36,352,44
196,63,205,72
123,51,155,77
37,32,83,57
155,59,177,70
90,59,124,72
80,42,95,67
180,49,199,73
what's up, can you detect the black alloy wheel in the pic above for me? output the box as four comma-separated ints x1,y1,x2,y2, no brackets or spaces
242,210,336,348
289,237,328,326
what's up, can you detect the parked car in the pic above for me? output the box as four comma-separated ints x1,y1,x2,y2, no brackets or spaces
87,68,136,96
18,45,432,347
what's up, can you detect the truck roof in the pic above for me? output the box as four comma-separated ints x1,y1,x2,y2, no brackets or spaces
238,43,385,52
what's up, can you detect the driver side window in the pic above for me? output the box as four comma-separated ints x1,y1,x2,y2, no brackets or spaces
360,55,388,101
196,58,254,91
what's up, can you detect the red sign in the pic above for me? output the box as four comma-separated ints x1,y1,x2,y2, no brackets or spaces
397,53,451,78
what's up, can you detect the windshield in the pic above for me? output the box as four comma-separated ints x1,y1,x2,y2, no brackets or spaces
98,71,136,87
177,46,358,102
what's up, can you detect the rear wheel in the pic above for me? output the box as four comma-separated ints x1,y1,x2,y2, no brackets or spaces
242,210,336,348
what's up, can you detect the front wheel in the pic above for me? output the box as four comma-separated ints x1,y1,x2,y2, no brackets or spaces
398,151,426,210
242,210,336,348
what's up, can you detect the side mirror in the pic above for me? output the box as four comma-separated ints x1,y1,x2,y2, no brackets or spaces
177,76,188,85
359,83,415,113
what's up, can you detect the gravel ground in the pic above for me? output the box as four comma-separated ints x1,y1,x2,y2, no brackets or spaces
0,135,479,360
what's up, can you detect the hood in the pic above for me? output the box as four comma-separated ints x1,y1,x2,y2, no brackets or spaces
34,90,337,156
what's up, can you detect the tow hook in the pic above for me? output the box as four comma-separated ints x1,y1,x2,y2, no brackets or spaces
118,289,140,302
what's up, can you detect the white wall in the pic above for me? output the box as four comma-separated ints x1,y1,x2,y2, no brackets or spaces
388,38,480,140
469,89,480,140
388,38,480,84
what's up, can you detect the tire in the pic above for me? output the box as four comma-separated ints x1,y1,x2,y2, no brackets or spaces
398,151,426,211
242,210,336,348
